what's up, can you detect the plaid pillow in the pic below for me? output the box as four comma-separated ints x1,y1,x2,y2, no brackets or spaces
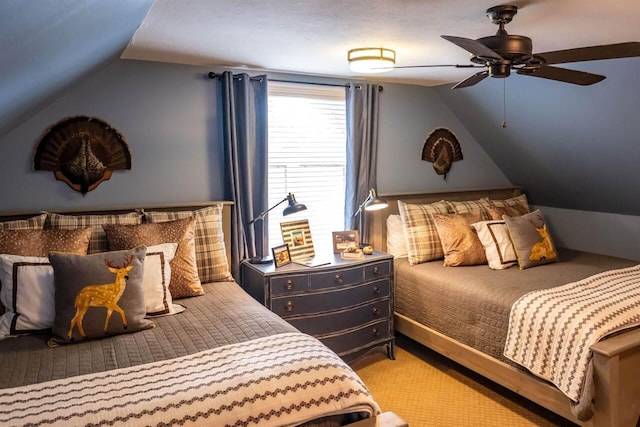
0,213,47,230
398,200,450,265
445,200,491,221
481,194,529,215
143,204,232,283
46,212,143,254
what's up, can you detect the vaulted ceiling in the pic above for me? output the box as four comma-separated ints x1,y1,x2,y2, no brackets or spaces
2,1,639,216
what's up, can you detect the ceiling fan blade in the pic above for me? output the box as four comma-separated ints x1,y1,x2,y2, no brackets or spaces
441,35,503,60
452,71,489,89
517,66,605,85
535,42,640,65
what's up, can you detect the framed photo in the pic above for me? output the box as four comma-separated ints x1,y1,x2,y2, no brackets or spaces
281,219,315,261
332,230,360,253
271,244,292,268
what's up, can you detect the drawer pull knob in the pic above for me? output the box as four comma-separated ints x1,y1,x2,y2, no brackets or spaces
334,274,344,285
373,266,381,275
372,307,380,316
372,327,380,337
285,301,294,312
284,280,294,291
373,286,381,296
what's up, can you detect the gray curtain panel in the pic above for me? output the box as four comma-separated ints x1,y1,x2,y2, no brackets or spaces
344,83,382,245
219,71,268,279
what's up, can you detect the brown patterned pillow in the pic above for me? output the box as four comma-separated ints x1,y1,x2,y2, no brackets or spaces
432,212,487,267
445,200,491,221
143,204,232,282
46,212,143,254
0,213,47,230
0,228,92,256
504,210,558,270
397,200,450,265
103,217,203,298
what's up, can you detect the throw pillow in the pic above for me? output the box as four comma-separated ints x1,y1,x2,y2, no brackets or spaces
48,247,153,345
445,199,491,221
143,243,185,316
386,214,408,258
504,210,559,270
46,211,143,254
471,220,517,270
103,217,203,298
487,205,527,220
481,194,529,215
398,200,450,265
0,228,92,257
0,213,47,230
432,212,487,267
0,255,54,338
143,204,233,283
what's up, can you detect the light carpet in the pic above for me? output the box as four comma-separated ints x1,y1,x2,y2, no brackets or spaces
352,334,576,426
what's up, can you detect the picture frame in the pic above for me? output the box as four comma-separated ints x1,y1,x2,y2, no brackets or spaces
332,230,360,253
280,219,315,261
271,244,292,268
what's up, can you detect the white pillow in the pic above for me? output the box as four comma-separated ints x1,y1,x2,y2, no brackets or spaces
143,243,185,316
471,221,517,270
386,214,408,259
0,254,54,338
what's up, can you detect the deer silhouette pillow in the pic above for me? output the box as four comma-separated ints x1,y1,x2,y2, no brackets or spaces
503,210,559,270
48,246,154,345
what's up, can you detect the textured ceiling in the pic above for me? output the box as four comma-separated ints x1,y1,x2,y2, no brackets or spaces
122,0,640,86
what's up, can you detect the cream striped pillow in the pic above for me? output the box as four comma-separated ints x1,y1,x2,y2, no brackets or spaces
398,200,450,265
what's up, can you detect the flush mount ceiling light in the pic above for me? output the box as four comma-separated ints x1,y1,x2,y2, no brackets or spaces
348,47,396,73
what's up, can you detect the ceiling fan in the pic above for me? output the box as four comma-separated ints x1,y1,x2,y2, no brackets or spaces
392,4,640,89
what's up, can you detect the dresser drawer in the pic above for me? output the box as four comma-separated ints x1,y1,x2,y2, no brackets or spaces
365,261,390,281
270,274,309,296
286,299,391,336
309,265,363,290
320,319,391,355
272,279,390,317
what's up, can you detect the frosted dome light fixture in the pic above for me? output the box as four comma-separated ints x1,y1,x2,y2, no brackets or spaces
348,47,396,73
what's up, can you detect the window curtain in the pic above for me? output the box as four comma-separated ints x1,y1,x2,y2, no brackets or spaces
344,83,381,245
219,71,268,279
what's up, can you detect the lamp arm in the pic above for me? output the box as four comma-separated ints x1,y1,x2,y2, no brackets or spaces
248,196,288,225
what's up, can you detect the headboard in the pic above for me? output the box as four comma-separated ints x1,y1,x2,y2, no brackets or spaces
367,187,523,253
0,201,234,268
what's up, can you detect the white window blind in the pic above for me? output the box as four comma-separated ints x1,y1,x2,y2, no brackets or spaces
267,81,346,255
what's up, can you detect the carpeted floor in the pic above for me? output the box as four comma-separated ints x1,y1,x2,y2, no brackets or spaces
352,334,577,427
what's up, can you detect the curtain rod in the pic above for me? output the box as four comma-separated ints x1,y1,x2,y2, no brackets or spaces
207,72,383,91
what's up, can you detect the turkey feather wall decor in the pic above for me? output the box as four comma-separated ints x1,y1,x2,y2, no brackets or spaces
422,127,463,179
33,116,132,194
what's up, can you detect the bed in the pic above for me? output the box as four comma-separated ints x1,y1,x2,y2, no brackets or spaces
0,202,393,427
368,188,640,427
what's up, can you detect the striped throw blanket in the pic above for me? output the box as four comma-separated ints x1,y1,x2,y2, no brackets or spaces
504,265,640,403
0,332,379,427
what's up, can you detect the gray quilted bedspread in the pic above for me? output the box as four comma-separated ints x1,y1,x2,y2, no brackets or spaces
394,248,636,362
0,281,297,389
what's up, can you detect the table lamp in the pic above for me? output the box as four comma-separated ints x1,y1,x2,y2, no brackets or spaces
248,193,307,264
357,188,388,247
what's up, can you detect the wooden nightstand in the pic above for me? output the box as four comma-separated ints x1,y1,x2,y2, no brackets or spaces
240,251,395,364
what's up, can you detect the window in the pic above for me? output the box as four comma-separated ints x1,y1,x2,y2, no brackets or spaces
267,82,347,254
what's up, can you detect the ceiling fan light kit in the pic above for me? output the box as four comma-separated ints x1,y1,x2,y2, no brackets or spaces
348,47,396,73
380,4,640,89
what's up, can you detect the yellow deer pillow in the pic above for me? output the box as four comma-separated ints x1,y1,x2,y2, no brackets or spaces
48,246,154,345
503,210,559,270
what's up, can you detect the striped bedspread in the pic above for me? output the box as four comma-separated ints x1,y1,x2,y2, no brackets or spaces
0,332,380,427
504,265,640,403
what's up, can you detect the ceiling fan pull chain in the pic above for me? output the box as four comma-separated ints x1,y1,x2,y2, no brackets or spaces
502,79,508,128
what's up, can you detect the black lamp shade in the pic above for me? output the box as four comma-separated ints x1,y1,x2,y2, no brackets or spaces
283,193,307,216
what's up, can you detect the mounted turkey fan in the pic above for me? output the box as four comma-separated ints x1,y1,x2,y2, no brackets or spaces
393,4,640,89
